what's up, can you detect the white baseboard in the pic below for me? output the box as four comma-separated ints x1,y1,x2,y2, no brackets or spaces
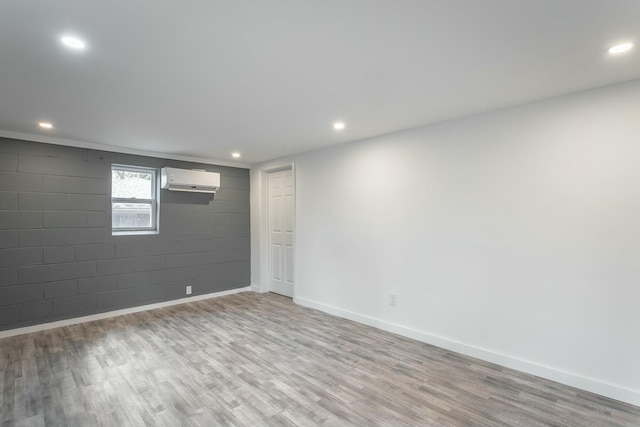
0,287,251,339
250,283,270,293
294,296,640,407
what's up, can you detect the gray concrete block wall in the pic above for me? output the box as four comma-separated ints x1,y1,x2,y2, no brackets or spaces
0,137,250,330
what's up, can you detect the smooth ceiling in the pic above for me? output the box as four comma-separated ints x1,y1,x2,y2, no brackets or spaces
0,1,639,165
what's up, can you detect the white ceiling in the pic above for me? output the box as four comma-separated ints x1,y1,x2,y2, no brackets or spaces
1,1,639,166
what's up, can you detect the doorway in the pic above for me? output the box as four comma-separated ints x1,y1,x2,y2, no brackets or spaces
267,168,295,297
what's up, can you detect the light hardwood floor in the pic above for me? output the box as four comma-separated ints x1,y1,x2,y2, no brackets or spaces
1,292,638,426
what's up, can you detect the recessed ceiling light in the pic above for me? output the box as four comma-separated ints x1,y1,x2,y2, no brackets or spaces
61,36,86,50
608,42,633,54
38,122,54,129
231,152,241,158
333,121,345,130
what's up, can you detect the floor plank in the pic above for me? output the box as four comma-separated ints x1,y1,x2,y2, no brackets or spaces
1,292,638,426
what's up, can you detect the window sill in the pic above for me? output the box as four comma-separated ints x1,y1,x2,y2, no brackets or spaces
112,230,159,236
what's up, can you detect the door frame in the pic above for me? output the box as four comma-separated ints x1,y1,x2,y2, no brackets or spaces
256,161,296,298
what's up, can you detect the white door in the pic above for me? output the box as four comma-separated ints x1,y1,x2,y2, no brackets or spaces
268,169,294,297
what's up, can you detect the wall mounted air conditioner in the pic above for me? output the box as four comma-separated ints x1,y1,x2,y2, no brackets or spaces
160,167,220,193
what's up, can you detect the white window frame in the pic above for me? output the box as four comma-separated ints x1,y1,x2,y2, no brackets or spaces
111,164,159,235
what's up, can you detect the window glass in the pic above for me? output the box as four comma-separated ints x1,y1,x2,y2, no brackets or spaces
111,170,153,199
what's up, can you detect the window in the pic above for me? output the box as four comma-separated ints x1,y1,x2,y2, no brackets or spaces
111,165,158,234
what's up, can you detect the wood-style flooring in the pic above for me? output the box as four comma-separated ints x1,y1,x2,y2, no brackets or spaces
1,292,639,426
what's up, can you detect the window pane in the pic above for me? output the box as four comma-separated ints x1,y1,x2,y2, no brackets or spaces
112,170,153,199
112,203,153,228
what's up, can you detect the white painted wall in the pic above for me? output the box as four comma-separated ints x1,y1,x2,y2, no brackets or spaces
251,79,640,406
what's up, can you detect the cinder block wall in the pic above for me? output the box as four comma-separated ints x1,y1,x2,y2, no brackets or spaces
0,137,250,331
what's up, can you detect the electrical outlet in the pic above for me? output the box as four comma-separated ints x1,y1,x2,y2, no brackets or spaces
186,285,192,295
389,293,397,306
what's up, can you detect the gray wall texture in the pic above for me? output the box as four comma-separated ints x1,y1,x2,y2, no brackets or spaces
0,137,250,331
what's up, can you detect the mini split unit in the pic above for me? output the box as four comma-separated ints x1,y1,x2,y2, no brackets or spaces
160,167,220,193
